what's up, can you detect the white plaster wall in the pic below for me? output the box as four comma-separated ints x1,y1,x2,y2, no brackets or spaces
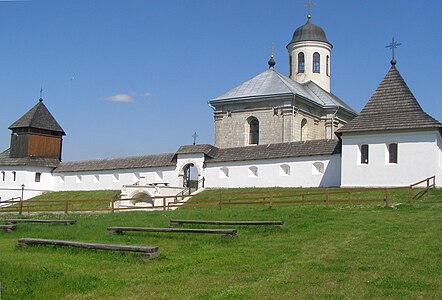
436,133,442,187
288,41,331,92
204,154,340,188
0,166,54,200
341,130,441,187
53,166,177,192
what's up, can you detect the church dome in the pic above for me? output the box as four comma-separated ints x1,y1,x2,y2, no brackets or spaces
288,18,332,47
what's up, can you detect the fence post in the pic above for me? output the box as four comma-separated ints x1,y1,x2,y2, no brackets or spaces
219,192,223,210
19,198,23,215
269,191,273,208
409,185,413,204
163,197,166,211
65,200,68,214
384,188,389,208
326,189,329,208
111,199,115,213
426,178,430,191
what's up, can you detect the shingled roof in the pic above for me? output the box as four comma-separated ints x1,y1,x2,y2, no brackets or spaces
54,153,176,173
176,144,218,158
9,99,66,135
0,149,60,168
206,139,340,163
337,65,441,134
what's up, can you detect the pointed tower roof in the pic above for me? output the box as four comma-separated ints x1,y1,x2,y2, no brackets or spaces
9,99,65,135
337,65,441,134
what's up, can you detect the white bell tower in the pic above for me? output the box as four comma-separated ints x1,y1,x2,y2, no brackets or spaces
287,14,332,93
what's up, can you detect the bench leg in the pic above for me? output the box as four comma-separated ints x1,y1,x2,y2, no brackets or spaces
140,252,159,261
17,241,27,248
107,229,123,235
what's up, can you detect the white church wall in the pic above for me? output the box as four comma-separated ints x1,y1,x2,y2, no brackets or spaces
204,154,341,188
53,166,177,192
0,166,54,201
436,132,442,187
341,130,441,187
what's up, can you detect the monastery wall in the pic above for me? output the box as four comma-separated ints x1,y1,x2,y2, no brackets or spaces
341,130,442,187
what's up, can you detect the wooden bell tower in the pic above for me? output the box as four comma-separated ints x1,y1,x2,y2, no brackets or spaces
8,99,66,161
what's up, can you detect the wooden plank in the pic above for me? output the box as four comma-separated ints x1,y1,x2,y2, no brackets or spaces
17,238,159,260
107,227,237,236
5,219,76,225
170,219,283,226
0,224,16,233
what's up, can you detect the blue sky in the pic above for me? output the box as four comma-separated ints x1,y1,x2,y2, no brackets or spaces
1,0,441,161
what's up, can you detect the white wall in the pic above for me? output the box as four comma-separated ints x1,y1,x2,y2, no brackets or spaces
53,166,177,192
204,154,341,188
341,130,441,187
0,166,54,200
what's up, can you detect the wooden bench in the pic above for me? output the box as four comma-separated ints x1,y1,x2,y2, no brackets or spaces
107,227,237,236
5,219,77,225
0,224,16,233
17,238,159,261
170,219,284,227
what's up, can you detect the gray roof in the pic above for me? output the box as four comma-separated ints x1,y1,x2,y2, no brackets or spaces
0,149,60,168
337,65,441,134
210,69,356,113
206,139,340,163
9,99,66,135
287,18,332,47
176,144,218,158
54,153,176,173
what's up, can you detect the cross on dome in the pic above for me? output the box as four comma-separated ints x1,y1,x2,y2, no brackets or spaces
386,37,401,65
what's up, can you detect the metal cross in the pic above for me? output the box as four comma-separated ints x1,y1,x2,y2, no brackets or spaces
39,86,43,99
192,132,198,146
305,0,315,18
385,37,401,61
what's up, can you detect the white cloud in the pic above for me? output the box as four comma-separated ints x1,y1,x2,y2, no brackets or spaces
105,94,135,103
143,92,153,97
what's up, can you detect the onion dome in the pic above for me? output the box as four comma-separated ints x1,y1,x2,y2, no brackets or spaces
287,17,332,48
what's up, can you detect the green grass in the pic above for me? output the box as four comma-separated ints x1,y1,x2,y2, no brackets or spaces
0,188,441,299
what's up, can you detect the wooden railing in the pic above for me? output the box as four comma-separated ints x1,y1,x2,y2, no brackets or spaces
409,176,436,203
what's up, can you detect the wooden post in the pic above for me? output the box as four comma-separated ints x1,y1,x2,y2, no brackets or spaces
64,200,68,214
384,188,389,208
326,190,329,208
269,191,273,208
19,199,23,215
111,199,115,213
219,192,223,210
426,178,430,191
163,198,166,211
409,185,413,204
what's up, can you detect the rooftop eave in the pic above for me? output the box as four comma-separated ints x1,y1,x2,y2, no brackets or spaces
209,92,295,105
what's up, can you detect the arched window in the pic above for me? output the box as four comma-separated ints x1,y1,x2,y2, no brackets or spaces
326,55,329,76
289,54,293,77
280,164,290,176
361,144,369,164
248,117,259,145
388,143,398,164
220,167,229,178
300,118,308,141
313,52,320,73
248,166,258,177
312,162,325,175
298,52,305,73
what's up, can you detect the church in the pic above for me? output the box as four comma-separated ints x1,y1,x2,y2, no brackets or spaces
1,13,441,202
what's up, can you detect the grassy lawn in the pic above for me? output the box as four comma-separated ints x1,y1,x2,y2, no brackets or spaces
0,188,441,299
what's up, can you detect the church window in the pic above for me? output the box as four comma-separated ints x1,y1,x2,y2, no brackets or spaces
289,54,293,77
300,118,308,141
312,162,325,175
361,144,369,164
313,52,320,73
1,171,5,181
326,55,329,76
12,171,16,182
248,117,259,145
248,166,258,177
388,143,398,164
298,52,305,73
280,164,290,176
35,172,41,182
220,167,229,178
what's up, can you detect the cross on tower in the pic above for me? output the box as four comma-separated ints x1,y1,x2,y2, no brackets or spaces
305,0,315,19
192,132,198,145
385,37,401,65
39,86,43,100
